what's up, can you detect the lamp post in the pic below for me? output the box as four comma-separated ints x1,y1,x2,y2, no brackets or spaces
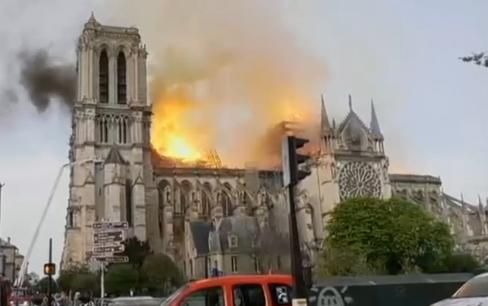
0,183,4,278
15,159,103,287
0,182,4,236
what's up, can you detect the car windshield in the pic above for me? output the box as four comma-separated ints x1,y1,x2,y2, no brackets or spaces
160,285,189,306
452,274,488,298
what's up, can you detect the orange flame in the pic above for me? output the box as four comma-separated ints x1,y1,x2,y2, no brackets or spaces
151,86,209,163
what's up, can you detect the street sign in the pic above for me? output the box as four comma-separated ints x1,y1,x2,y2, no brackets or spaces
98,256,129,263
93,245,125,254
93,221,129,230
94,241,123,248
94,231,125,244
92,221,128,262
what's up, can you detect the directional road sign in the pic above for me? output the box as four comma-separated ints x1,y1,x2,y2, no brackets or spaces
98,256,129,263
93,221,129,230
93,245,125,254
92,221,128,262
94,230,125,244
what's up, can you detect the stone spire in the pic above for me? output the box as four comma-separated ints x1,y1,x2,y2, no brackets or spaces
320,94,332,137
85,12,100,28
348,94,353,111
370,99,383,140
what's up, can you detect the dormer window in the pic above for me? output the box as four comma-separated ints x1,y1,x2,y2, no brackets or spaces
228,235,238,248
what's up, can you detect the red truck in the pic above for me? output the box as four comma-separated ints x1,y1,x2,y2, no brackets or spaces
8,287,32,306
161,274,293,306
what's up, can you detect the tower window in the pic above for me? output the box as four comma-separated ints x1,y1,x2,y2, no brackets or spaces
117,51,127,104
68,210,74,228
99,50,109,103
126,179,133,227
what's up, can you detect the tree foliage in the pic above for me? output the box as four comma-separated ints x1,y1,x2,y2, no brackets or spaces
105,264,139,296
35,277,59,294
444,253,480,273
121,237,152,269
322,197,455,275
141,254,184,296
58,265,97,293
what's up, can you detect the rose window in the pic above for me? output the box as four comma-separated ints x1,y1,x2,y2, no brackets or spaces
338,161,382,201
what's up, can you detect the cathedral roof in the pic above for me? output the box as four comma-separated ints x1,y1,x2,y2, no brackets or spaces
209,216,259,253
337,107,369,136
105,146,128,165
389,174,442,185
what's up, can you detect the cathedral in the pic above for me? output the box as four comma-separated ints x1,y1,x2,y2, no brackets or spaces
61,16,488,279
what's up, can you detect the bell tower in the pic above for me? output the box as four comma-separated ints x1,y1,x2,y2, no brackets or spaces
61,14,156,268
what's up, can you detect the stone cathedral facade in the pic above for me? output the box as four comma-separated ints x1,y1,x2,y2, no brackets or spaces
61,16,291,278
62,16,488,278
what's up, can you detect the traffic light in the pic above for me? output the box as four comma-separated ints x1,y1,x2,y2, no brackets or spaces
290,136,312,183
43,263,55,276
282,136,312,186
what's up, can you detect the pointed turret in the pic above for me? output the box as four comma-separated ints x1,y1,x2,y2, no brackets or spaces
370,100,383,140
85,12,100,28
320,94,332,137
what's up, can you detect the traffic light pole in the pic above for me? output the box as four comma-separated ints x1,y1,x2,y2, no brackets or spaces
288,183,308,300
47,238,53,306
285,136,309,302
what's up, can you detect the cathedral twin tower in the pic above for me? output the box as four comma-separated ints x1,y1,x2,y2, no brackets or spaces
61,15,156,267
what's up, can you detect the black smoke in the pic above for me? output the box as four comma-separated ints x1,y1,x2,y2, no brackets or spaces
18,49,76,112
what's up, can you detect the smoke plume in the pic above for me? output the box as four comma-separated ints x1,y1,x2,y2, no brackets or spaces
18,49,76,112
108,0,327,167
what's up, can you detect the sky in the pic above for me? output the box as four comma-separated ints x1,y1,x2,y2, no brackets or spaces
1,0,488,275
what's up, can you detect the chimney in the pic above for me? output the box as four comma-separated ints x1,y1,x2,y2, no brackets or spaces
7,237,10,244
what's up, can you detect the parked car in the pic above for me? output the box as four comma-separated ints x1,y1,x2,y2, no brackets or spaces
431,272,488,306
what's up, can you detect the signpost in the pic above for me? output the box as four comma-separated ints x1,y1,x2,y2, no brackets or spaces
92,221,129,305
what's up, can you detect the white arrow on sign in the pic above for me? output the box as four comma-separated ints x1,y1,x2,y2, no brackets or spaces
93,221,129,230
93,245,125,254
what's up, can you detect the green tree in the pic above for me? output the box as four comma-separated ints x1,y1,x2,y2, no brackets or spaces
58,265,97,293
35,277,59,294
444,253,480,273
322,197,455,275
319,243,372,276
121,237,152,269
105,264,139,296
141,254,184,296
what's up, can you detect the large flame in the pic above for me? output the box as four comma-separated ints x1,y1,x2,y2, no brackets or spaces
151,86,210,163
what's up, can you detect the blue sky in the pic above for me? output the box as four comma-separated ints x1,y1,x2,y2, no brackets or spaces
0,0,487,274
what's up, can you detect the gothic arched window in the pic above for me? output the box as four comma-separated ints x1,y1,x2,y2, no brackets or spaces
99,50,109,103
158,180,171,237
117,51,127,104
201,183,212,219
222,192,232,217
117,116,129,144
